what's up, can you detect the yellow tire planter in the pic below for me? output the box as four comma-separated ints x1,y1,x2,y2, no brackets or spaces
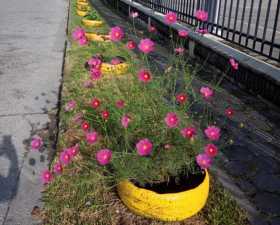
77,0,88,3
77,4,91,11
82,19,103,27
77,1,89,6
101,62,129,75
85,32,110,42
76,9,88,17
117,170,209,221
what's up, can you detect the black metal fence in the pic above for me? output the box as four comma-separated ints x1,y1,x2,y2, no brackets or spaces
131,0,280,62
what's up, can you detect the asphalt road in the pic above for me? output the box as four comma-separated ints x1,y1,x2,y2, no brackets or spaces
0,0,67,224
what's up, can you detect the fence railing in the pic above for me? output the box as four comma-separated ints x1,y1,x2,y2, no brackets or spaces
130,0,280,62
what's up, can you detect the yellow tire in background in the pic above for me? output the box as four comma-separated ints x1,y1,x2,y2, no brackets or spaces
85,32,110,42
77,0,88,3
77,1,89,6
117,170,209,221
82,19,103,27
76,9,88,17
77,4,91,11
101,63,129,75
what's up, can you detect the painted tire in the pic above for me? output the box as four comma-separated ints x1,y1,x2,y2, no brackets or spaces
77,1,89,6
76,9,88,17
117,170,209,221
82,19,103,27
77,0,88,3
77,4,90,11
101,63,129,75
85,32,110,42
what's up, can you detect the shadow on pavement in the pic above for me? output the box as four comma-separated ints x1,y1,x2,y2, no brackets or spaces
0,135,19,202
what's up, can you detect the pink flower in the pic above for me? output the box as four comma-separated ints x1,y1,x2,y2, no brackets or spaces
196,28,208,35
83,80,94,88
72,27,85,41
200,86,214,99
148,25,157,33
174,47,185,55
204,144,218,157
138,69,152,83
195,10,208,22
31,136,43,150
180,127,197,139
121,115,131,128
111,58,122,65
101,110,110,120
176,93,188,104
53,162,63,175
64,100,76,112
136,139,153,156
86,131,98,144
196,153,212,169
91,98,101,109
96,149,112,165
204,126,221,141
164,112,180,128
116,99,125,108
229,58,238,70
72,112,83,124
78,36,88,46
59,150,71,165
90,68,102,80
81,121,90,131
67,144,79,158
88,57,102,69
225,107,234,117
109,26,124,42
126,40,136,50
178,29,188,37
138,38,155,54
130,11,139,18
41,170,53,184
164,12,177,24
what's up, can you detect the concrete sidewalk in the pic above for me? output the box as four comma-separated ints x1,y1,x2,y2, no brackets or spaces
0,0,68,224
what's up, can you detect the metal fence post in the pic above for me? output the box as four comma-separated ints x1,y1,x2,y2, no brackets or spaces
205,0,219,32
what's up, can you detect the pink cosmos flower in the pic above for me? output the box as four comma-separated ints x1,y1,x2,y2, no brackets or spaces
53,162,63,175
81,121,90,131
196,153,212,169
78,36,88,46
195,10,208,22
204,144,218,157
138,38,155,54
174,47,185,55
96,149,112,165
91,98,101,109
83,80,94,88
178,29,188,37
148,25,157,33
164,12,177,24
101,110,110,120
200,86,214,99
88,57,102,69
176,93,188,104
59,150,71,165
229,58,239,70
164,144,172,150
204,126,221,141
67,144,79,158
109,26,124,42
86,131,98,144
72,112,83,124
196,28,208,35
90,68,102,80
180,127,197,139
64,100,76,112
121,115,131,128
138,69,152,83
164,112,180,128
116,99,125,108
31,136,43,150
126,40,136,50
111,58,122,65
225,107,234,117
72,27,85,41
136,139,153,156
130,11,139,18
41,170,53,184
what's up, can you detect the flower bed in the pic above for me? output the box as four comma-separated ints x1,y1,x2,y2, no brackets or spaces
41,1,250,224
